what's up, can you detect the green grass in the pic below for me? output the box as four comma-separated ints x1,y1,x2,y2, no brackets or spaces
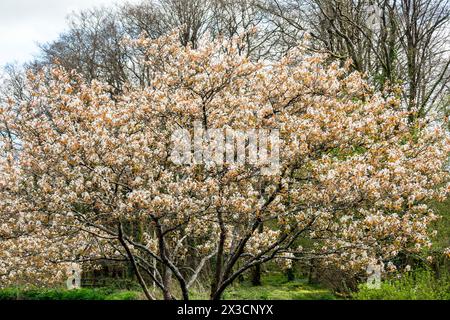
0,273,336,300
221,273,336,300
105,290,142,300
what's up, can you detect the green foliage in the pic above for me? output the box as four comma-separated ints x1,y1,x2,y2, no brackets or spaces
0,287,141,300
352,270,450,300
431,198,450,251
327,145,367,161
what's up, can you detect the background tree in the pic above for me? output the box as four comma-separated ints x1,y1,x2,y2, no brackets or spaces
261,0,450,121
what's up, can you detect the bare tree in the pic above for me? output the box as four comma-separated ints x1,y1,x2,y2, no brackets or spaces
396,0,450,118
38,8,130,94
262,0,450,120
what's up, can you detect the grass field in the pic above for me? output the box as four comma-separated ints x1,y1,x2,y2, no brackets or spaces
2,269,449,300
0,273,336,300
221,273,336,300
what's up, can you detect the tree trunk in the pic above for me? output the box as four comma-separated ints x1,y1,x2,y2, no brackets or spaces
162,266,173,300
251,264,262,286
250,223,264,286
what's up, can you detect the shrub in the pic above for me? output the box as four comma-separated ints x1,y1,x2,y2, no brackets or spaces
0,287,140,300
352,269,450,300
105,291,142,300
0,288,20,300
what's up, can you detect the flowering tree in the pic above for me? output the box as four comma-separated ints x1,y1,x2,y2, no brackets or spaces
0,32,448,300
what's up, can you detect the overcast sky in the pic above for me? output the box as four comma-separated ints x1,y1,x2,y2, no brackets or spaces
0,0,139,67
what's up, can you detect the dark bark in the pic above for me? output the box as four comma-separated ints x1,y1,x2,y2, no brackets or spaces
118,222,155,300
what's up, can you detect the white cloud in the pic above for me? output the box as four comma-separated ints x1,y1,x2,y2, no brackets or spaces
0,0,139,67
